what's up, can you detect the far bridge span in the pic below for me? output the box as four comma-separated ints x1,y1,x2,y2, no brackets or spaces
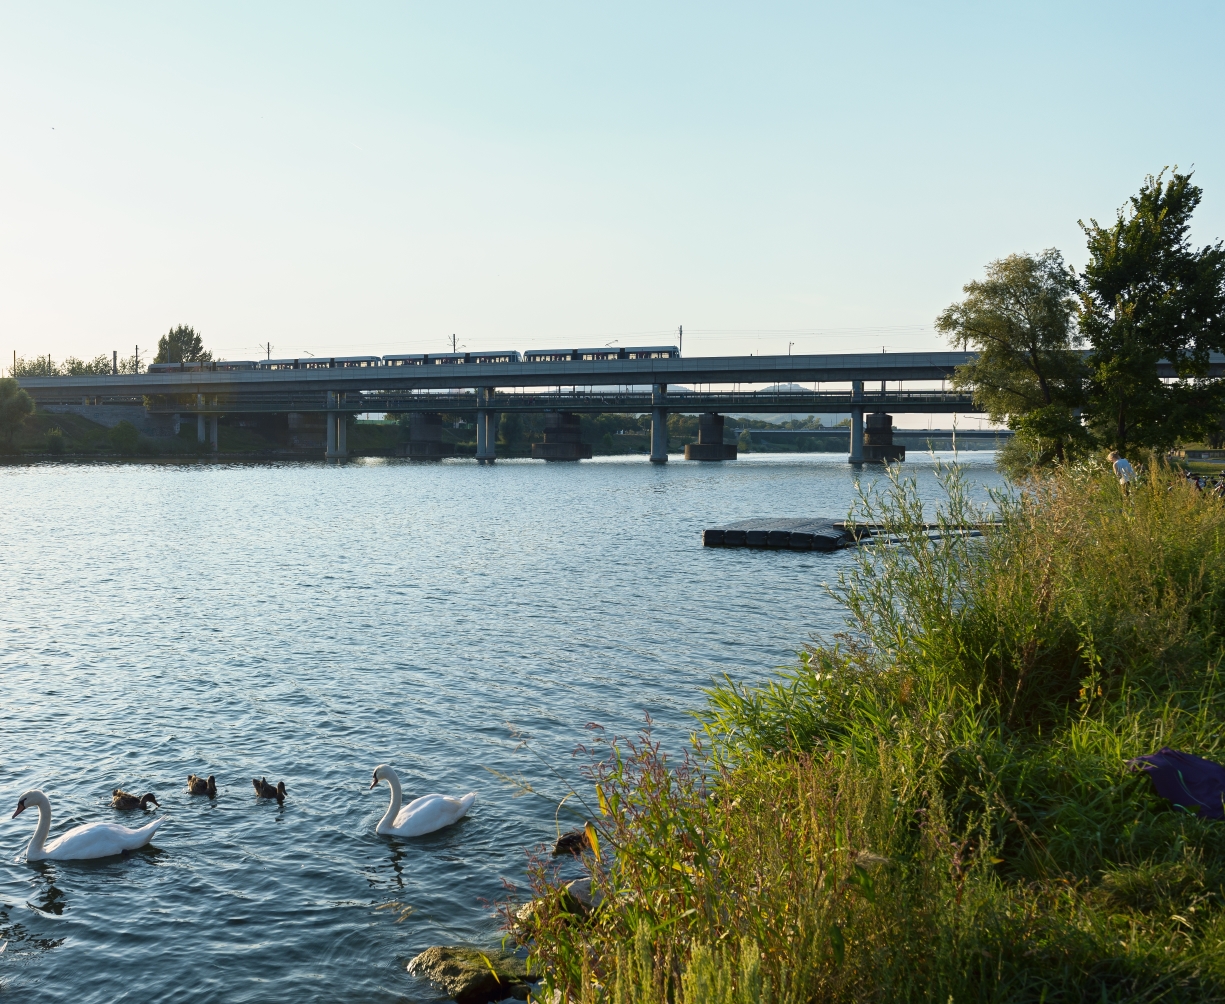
18,349,989,463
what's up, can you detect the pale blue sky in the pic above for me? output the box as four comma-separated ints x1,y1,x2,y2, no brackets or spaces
1,2,1222,365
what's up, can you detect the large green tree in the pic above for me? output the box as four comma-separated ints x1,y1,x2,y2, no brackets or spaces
0,377,34,451
154,325,212,365
1079,170,1225,453
937,249,1088,466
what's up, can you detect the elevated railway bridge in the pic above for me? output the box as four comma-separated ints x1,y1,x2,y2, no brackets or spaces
17,349,984,462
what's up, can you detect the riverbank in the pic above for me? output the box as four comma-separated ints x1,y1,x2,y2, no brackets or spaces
519,464,1225,1002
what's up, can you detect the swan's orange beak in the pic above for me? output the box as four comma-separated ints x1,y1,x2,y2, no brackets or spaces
12,800,25,818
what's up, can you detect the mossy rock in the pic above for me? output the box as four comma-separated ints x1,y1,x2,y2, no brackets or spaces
407,946,535,1004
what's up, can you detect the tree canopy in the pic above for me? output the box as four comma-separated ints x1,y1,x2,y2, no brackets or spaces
154,325,212,365
937,249,1087,465
1079,170,1225,453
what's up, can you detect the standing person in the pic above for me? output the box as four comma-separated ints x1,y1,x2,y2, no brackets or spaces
1108,450,1136,487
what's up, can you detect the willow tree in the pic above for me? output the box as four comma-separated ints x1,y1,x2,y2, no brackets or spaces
937,249,1088,468
1079,170,1225,454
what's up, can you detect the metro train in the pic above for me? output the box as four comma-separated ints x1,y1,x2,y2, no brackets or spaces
146,345,680,372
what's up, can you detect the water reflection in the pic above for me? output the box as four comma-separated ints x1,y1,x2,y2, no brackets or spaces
26,864,65,917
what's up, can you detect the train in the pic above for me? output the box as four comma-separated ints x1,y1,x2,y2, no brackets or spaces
146,346,680,372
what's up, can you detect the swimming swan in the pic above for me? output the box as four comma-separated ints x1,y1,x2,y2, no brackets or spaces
12,790,166,861
369,765,475,837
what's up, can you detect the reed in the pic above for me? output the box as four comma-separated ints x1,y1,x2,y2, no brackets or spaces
517,463,1225,1002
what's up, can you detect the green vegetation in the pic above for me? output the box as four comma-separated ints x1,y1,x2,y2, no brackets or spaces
949,170,1225,475
938,249,1087,468
153,325,211,365
0,377,35,452
518,465,1225,1002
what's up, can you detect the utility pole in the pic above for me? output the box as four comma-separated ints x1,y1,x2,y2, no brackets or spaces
451,333,458,353
112,350,117,375
134,345,139,374
678,325,683,355
261,341,273,360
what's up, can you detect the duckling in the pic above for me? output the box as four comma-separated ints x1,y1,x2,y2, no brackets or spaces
553,827,592,856
111,788,159,811
187,774,217,797
252,777,286,804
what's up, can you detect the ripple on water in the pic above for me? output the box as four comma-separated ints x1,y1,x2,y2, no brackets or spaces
0,453,1004,1002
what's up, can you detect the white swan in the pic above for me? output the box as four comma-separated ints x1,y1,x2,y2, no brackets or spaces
12,790,166,862
369,765,475,837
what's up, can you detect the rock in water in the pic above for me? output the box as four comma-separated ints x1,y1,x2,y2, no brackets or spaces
407,946,535,1004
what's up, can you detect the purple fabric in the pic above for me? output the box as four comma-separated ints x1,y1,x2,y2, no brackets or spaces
1129,747,1225,819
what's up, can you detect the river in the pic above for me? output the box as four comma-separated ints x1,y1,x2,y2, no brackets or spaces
0,451,1004,1003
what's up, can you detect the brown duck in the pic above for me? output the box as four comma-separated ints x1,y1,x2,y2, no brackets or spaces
553,827,592,856
252,777,286,804
187,774,217,797
111,788,158,811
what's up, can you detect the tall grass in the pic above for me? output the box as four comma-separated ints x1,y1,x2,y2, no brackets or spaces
516,464,1225,1002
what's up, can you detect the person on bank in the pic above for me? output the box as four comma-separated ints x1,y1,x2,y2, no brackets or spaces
1109,450,1136,486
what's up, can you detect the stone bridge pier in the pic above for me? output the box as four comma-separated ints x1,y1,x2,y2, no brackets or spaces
531,412,592,460
684,413,737,460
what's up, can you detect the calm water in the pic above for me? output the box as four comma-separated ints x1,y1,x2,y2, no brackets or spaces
0,451,1003,1003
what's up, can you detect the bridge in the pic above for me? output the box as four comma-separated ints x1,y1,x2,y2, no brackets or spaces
16,349,985,463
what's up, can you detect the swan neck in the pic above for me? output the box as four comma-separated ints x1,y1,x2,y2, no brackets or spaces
28,795,51,856
378,772,402,831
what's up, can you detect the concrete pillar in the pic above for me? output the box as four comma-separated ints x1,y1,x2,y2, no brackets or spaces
197,394,205,443
685,412,737,460
326,392,338,458
173,414,181,435
337,412,347,457
650,384,668,463
486,411,498,462
849,380,864,464
209,416,219,451
476,388,496,463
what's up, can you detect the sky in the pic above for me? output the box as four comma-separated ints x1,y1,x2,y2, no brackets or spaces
1,2,1223,367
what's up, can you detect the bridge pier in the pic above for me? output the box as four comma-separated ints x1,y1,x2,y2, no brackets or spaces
197,394,206,444
685,413,737,460
848,381,864,464
864,412,905,463
209,415,219,452
325,392,348,459
651,384,668,463
402,413,451,459
476,388,497,463
531,412,592,460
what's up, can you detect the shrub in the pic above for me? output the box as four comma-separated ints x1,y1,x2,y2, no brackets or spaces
45,427,64,454
109,420,140,454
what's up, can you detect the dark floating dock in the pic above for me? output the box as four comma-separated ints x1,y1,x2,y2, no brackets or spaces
704,518,993,552
703,518,855,551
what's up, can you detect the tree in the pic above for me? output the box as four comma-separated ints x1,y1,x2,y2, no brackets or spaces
0,377,34,451
1079,170,1225,454
64,354,115,375
937,249,1088,466
154,325,212,365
